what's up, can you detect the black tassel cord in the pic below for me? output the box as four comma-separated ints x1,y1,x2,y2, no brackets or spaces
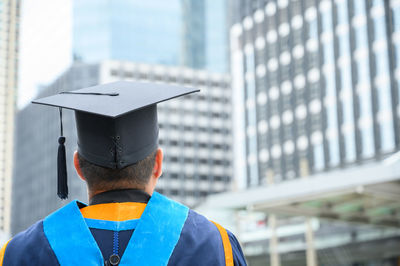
57,108,68,199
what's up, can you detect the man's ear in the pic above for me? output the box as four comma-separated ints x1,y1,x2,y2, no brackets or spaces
73,151,86,181
153,148,163,178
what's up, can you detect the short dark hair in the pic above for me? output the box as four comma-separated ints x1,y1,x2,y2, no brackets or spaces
77,150,157,192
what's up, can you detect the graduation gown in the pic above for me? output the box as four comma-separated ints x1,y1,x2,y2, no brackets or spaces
0,190,247,265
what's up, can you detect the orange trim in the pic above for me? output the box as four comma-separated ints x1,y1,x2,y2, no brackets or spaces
211,221,234,266
0,239,10,266
80,202,146,221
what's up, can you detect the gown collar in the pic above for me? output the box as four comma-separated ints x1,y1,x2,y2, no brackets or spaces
89,189,151,205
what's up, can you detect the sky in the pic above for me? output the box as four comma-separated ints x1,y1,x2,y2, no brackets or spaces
18,0,72,108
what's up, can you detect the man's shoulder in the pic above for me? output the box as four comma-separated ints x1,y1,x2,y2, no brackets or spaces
9,219,45,248
162,195,220,240
161,195,225,244
166,199,247,266
168,208,227,265
184,209,220,234
182,208,229,252
4,219,59,265
8,201,81,249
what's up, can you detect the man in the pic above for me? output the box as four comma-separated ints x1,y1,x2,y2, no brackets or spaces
0,81,246,265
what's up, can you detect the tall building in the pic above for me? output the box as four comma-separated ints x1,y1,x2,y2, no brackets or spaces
73,0,229,73
12,61,232,234
227,0,400,265
0,0,20,235
73,0,181,65
231,0,400,186
181,0,229,72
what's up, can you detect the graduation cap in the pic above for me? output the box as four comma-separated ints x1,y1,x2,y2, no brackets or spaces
32,81,199,199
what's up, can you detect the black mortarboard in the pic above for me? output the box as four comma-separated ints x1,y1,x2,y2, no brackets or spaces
32,81,199,199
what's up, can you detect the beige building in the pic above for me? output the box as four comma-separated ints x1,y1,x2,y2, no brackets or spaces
0,0,20,235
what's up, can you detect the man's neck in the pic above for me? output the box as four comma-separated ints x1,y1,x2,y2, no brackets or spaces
88,182,155,201
89,188,151,205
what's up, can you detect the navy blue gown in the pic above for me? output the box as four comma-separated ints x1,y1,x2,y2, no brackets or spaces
1,190,247,266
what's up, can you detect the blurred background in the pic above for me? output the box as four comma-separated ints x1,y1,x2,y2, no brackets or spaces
1,0,400,265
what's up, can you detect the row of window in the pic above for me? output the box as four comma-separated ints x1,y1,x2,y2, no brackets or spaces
109,69,228,88
157,188,218,198
160,140,229,150
162,173,229,182
166,156,230,165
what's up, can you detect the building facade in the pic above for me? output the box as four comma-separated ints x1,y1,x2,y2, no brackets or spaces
181,0,229,73
73,0,229,73
232,0,400,187
12,61,232,235
230,0,400,265
73,0,182,65
0,0,20,235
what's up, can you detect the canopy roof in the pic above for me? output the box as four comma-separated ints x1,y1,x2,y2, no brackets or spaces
200,154,400,227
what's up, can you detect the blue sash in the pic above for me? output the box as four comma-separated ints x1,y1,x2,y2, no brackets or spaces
43,192,189,266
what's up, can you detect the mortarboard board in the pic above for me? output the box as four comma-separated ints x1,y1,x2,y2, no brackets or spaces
32,81,199,199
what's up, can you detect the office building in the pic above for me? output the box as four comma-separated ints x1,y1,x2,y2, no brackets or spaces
12,61,232,234
73,0,181,65
181,0,229,72
227,0,400,265
0,0,20,235
73,0,229,73
232,0,400,187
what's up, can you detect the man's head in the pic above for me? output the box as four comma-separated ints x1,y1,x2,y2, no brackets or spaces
32,81,198,199
74,148,163,198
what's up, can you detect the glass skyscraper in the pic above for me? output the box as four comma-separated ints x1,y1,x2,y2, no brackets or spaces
73,0,229,72
181,0,229,73
73,0,181,65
